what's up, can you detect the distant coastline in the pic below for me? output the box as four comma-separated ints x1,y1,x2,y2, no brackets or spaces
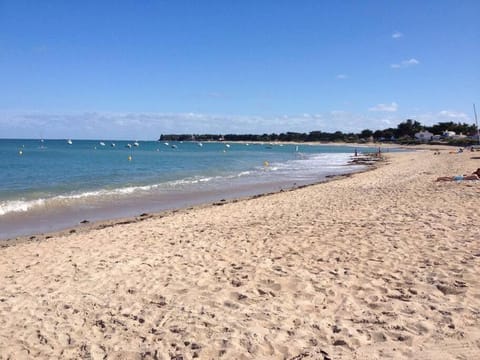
159,118,479,146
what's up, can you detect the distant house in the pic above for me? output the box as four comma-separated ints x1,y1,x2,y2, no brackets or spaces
414,130,434,142
442,131,467,140
378,136,396,142
443,130,456,138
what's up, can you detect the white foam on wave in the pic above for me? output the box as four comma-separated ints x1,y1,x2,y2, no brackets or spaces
255,152,359,181
0,199,46,216
169,176,214,186
0,174,222,216
168,171,251,187
0,186,161,217
55,184,161,200
0,152,358,217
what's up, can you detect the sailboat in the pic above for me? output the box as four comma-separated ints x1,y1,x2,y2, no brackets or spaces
38,138,46,149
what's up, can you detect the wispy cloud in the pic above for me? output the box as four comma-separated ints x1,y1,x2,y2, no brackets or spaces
4,108,470,139
381,119,394,126
438,110,469,120
0,110,398,138
391,58,419,69
369,102,399,112
336,74,348,80
392,31,403,39
406,109,470,126
330,110,348,116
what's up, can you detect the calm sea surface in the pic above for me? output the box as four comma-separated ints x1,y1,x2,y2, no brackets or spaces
0,139,380,239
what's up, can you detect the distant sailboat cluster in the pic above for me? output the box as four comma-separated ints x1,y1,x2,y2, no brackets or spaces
45,139,299,158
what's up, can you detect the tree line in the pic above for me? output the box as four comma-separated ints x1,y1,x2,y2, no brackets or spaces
159,119,478,144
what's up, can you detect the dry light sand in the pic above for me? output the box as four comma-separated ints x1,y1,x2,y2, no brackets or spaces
1,149,480,359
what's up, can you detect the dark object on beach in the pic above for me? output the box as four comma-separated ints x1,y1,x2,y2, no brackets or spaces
320,350,331,360
69,229,76,234
80,219,89,224
333,339,348,346
139,213,149,217
190,343,201,350
349,153,383,166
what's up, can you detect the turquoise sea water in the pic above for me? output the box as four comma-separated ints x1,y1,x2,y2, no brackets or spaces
0,139,379,239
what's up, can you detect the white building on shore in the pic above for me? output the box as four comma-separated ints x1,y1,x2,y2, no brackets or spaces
414,130,434,142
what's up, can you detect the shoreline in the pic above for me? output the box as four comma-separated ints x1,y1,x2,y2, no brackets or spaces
2,147,479,359
0,153,382,247
1,141,380,241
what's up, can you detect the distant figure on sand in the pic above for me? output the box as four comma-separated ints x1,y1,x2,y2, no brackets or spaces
436,168,480,181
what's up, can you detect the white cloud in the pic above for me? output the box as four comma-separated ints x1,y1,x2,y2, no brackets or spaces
0,110,396,138
438,110,469,120
392,31,403,39
391,58,419,69
405,110,471,126
336,74,348,80
369,102,399,112
330,110,347,116
2,107,471,139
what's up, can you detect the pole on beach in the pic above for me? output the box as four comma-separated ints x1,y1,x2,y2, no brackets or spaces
474,103,479,145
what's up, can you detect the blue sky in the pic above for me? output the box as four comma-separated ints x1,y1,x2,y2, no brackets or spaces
0,0,478,139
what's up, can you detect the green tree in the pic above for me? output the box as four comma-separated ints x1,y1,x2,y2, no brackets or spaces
395,119,423,138
360,129,373,139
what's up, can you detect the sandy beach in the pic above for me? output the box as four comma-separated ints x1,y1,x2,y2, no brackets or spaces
1,148,479,359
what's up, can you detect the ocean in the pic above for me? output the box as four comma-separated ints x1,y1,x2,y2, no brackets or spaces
0,139,379,239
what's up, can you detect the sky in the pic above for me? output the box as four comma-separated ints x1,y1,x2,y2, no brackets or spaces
0,0,479,139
